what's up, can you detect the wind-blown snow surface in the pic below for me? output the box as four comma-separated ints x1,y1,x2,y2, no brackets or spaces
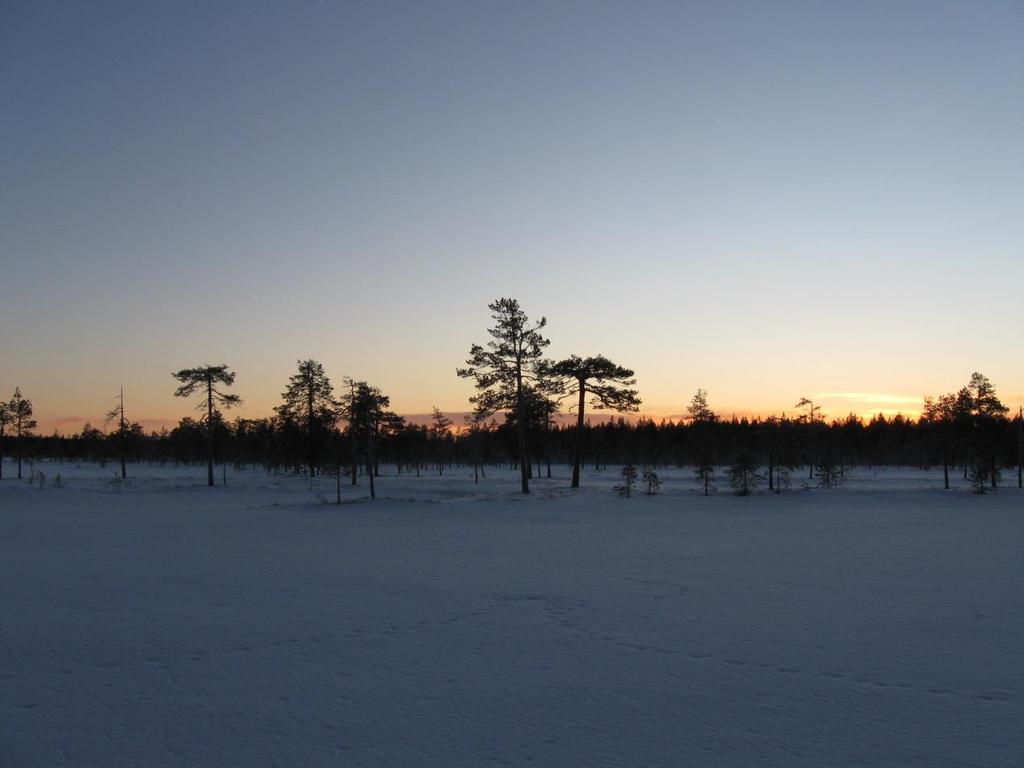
2,462,1022,767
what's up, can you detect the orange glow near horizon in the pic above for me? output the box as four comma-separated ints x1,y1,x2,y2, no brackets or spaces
34,390,1024,437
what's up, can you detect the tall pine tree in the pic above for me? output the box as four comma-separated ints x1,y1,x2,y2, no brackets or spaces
172,365,242,486
551,355,640,488
276,360,336,477
458,298,549,494
9,388,37,480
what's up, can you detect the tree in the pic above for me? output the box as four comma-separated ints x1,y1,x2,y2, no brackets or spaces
727,452,759,496
463,405,493,485
641,465,661,495
795,397,823,479
345,382,397,500
615,464,638,497
815,453,844,488
9,388,37,479
430,407,452,476
0,400,10,480
967,372,1008,490
922,394,957,489
687,389,717,496
457,298,550,494
338,378,361,486
551,355,641,488
171,365,242,486
1017,407,1023,490
276,360,337,477
105,386,130,480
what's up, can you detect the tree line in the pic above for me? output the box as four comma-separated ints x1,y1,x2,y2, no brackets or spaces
3,299,1022,496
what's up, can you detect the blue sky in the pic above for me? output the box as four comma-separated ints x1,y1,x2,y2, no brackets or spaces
2,1,1022,431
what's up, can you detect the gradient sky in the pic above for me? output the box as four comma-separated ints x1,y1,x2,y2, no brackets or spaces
2,1,1022,434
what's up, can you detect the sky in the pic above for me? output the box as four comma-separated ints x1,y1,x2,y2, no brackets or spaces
2,0,1022,434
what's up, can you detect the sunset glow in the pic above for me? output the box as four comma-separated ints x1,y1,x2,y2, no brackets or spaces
2,2,1021,435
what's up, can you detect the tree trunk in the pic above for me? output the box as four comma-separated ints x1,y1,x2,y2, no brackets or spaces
571,383,585,488
367,429,376,500
1018,409,1023,489
942,443,949,490
119,387,127,479
516,372,529,494
206,380,214,487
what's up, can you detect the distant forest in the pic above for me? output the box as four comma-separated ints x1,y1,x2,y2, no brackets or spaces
2,299,1022,496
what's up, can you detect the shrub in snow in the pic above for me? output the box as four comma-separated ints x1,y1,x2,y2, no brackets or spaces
815,456,844,488
694,461,715,495
969,461,999,494
615,465,638,497
771,464,793,493
727,453,760,496
642,466,661,495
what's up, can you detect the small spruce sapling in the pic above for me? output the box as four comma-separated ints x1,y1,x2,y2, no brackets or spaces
969,461,997,494
727,452,759,496
815,454,844,488
642,465,661,495
615,464,638,497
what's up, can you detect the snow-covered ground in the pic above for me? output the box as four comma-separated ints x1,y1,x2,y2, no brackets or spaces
2,460,1022,767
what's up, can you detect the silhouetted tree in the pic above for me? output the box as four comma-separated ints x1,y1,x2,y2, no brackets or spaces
1017,407,1023,490
463,405,493,484
0,400,10,480
9,388,37,479
815,453,844,488
346,382,396,500
615,464,637,497
338,378,361,485
430,407,452,476
551,355,640,488
922,393,960,489
795,397,823,478
276,360,336,477
642,465,661,495
728,452,759,496
105,386,129,479
458,298,549,494
967,371,1007,489
172,364,242,486
687,388,716,496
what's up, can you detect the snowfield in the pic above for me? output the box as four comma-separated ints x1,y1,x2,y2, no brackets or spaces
2,461,1022,767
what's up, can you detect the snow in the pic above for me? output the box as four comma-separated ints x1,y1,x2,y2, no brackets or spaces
2,461,1022,766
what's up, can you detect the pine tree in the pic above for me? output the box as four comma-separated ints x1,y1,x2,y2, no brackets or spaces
105,386,129,480
641,465,661,495
344,382,399,500
275,360,337,477
551,355,640,488
795,397,824,479
9,388,37,480
615,464,638,497
430,407,452,476
922,393,958,489
967,372,1007,489
687,389,716,496
0,400,10,480
815,454,844,488
727,452,759,496
463,405,493,485
171,365,242,486
457,298,550,494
